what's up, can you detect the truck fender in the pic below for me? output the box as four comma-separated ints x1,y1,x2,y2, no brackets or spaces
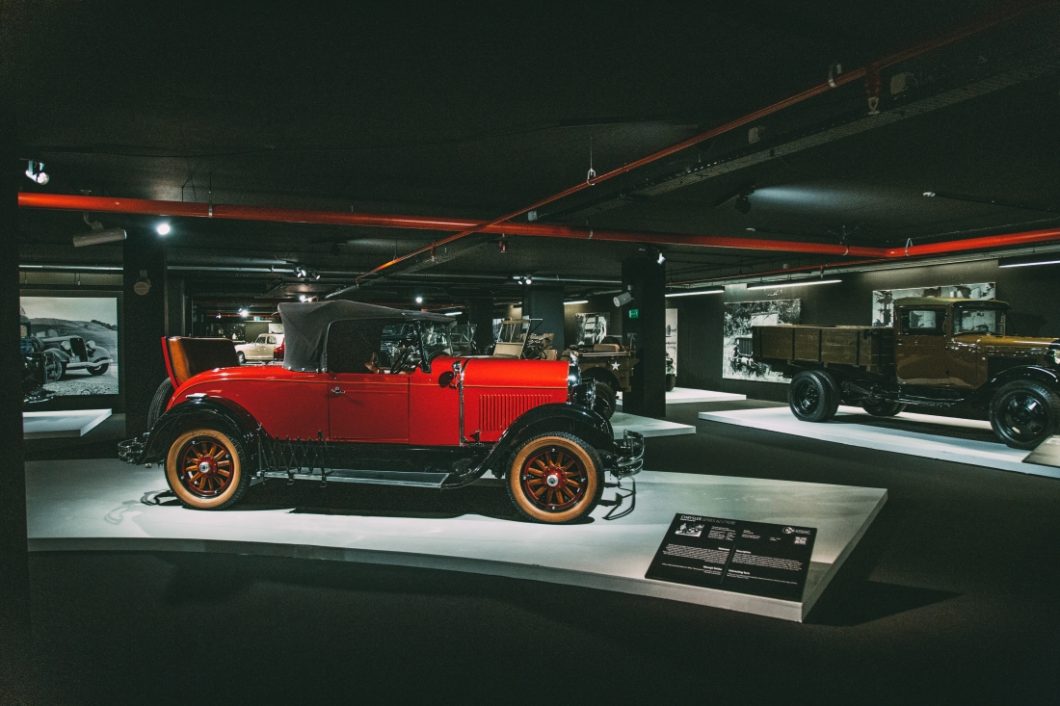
479,403,615,477
986,365,1060,397
141,395,262,466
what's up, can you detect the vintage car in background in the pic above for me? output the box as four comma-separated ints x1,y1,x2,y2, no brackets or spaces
33,328,113,381
121,301,643,524
235,332,284,364
562,335,637,420
749,297,1060,449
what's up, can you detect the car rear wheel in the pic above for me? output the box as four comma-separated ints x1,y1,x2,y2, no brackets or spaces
788,370,839,422
862,398,904,417
165,428,251,510
87,363,109,375
506,433,603,524
990,380,1060,449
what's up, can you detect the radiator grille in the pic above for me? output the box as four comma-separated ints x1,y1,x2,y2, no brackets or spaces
479,394,552,433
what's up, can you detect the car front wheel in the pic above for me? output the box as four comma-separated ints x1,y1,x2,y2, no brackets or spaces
506,433,604,524
165,428,251,509
87,363,109,375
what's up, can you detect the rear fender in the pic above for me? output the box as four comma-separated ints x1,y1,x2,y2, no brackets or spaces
141,395,261,466
479,403,615,477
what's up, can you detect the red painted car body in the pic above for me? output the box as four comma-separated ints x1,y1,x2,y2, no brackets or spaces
131,300,643,524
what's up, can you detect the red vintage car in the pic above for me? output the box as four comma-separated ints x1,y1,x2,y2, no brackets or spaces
124,300,643,523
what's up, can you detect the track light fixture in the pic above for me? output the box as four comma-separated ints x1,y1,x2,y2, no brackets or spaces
155,221,171,236
613,288,634,307
24,160,49,185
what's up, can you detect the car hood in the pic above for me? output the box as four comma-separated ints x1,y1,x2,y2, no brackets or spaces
447,356,569,388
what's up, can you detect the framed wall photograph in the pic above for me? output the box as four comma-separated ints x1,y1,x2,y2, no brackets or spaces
723,299,800,381
21,294,120,398
872,282,995,327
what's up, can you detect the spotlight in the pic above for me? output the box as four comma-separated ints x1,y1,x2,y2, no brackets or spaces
498,237,509,254
415,295,424,305
299,294,309,302
238,308,249,318
656,252,666,265
155,222,171,236
613,290,634,307
24,160,49,185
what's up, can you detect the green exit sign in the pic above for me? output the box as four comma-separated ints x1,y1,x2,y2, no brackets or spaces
628,308,640,320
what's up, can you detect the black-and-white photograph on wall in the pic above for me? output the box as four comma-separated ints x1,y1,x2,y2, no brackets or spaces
21,295,119,396
665,308,678,391
575,312,610,346
723,299,800,381
872,282,995,326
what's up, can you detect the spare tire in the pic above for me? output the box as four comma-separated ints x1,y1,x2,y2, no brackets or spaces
146,378,174,429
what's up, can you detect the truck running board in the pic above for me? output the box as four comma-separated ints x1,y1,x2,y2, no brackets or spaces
259,468,451,488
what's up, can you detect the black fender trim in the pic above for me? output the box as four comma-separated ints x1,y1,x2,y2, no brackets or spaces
478,403,616,478
982,365,1060,402
140,396,261,466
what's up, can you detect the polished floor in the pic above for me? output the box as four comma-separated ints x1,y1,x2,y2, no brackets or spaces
7,400,1060,704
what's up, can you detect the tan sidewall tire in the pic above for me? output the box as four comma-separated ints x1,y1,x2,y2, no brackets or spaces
165,428,244,510
507,434,601,524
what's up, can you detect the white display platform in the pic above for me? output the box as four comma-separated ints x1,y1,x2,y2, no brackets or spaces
617,387,746,410
23,409,112,439
26,459,885,622
699,406,1060,480
612,411,694,438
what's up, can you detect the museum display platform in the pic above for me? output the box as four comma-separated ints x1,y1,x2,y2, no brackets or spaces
699,405,1060,480
23,409,113,440
617,386,746,409
612,411,695,438
26,458,885,622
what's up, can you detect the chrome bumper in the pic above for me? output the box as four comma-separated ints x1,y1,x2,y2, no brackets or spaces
612,430,645,478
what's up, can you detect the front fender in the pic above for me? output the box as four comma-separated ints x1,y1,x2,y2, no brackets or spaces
985,365,1060,397
479,403,615,477
140,395,261,465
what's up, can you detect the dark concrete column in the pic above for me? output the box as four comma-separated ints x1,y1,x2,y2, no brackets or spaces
123,230,168,435
465,296,495,354
1,111,31,682
523,286,565,351
621,253,666,418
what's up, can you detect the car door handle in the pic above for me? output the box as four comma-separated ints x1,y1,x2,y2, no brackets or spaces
330,386,344,396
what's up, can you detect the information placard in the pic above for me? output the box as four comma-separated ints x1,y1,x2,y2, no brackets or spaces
646,514,816,601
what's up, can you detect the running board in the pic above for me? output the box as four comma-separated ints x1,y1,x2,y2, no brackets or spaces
259,469,451,488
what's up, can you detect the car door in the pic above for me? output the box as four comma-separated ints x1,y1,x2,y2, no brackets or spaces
324,319,410,442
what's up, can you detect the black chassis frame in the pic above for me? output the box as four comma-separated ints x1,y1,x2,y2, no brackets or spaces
132,393,644,488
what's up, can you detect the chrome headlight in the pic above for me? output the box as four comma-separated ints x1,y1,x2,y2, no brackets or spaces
60,340,71,351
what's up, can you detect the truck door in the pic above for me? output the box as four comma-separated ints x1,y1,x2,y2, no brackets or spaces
895,305,949,386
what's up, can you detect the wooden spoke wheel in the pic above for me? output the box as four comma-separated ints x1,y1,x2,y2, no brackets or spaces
507,433,603,524
165,428,250,510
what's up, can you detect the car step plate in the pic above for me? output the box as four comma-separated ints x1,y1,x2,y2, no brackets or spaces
261,468,451,488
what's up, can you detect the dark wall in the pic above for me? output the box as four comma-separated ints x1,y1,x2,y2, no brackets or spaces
672,259,1060,401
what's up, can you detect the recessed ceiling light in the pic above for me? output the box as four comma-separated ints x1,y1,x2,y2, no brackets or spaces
745,278,842,291
415,295,424,305
156,222,171,236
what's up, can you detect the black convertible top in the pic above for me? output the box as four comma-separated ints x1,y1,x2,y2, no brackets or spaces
278,300,450,372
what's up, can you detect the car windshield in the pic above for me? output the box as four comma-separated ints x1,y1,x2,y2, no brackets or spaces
954,307,1003,336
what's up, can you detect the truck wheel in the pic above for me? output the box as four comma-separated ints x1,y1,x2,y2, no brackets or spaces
862,398,905,417
146,378,174,429
990,381,1060,449
593,383,616,420
165,428,251,510
788,370,839,422
506,433,604,524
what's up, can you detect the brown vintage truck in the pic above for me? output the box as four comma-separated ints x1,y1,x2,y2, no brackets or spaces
747,297,1060,449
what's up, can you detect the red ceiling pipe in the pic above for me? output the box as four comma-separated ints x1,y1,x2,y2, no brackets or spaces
886,227,1060,258
17,192,883,257
354,1,1050,284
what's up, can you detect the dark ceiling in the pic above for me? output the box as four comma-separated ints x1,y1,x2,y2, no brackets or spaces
5,1,1060,311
